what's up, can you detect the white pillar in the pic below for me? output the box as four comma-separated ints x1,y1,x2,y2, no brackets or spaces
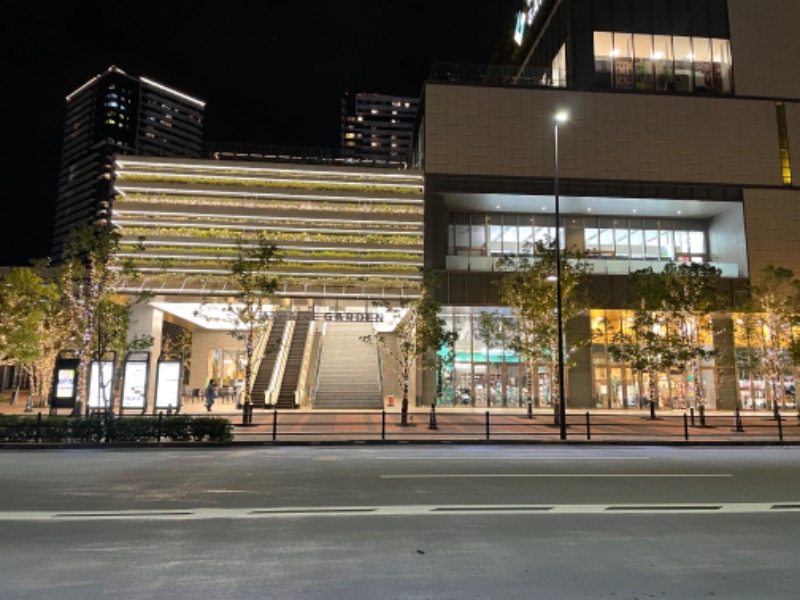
127,303,164,411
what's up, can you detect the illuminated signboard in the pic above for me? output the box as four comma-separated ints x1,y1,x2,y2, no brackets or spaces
88,360,115,409
514,0,545,46
154,360,182,411
55,369,76,399
121,360,149,409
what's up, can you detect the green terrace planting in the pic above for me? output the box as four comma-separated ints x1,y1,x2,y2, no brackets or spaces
114,213,422,232
115,194,423,214
118,245,421,262
128,257,422,273
121,227,423,245
117,273,422,291
0,414,233,444
117,173,422,195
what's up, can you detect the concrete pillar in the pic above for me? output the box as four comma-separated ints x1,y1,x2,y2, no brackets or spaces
127,303,164,412
713,314,738,410
566,314,593,409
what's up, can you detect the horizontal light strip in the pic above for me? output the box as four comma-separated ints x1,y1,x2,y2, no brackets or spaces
122,240,424,254
112,209,424,228
118,253,422,266
140,77,206,108
115,185,424,205
115,159,424,182
118,267,422,279
117,170,423,192
115,221,423,237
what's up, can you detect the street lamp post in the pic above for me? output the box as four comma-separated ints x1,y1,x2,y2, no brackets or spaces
554,111,568,440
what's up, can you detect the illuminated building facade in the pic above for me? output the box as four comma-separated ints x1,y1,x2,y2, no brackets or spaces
55,2,800,414
109,156,423,407
341,92,419,167
416,0,800,411
53,66,205,261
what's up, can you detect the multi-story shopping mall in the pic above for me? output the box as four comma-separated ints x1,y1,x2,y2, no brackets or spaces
107,0,800,413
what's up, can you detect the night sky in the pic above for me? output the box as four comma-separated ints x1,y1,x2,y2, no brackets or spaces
0,1,520,266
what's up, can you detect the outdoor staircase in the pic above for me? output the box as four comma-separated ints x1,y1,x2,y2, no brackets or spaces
250,320,288,408
275,319,311,410
313,321,382,409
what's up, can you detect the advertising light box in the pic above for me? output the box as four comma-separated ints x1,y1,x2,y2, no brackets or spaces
88,360,115,410
154,360,182,411
121,361,149,410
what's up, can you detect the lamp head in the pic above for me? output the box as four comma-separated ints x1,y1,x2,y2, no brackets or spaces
554,111,569,124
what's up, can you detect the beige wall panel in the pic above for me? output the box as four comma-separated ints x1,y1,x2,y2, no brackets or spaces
425,85,783,187
728,0,800,100
744,189,800,279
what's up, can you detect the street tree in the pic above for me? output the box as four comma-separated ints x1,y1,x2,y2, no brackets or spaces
208,233,279,406
660,262,723,408
494,239,592,414
0,264,70,408
59,223,137,412
608,268,682,410
737,265,800,414
611,262,723,410
362,269,458,424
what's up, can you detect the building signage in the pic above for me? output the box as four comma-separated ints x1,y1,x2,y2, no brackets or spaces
88,360,115,410
267,311,383,323
514,0,544,46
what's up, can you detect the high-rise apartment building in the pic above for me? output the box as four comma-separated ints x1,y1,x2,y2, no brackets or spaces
52,65,205,260
341,92,419,166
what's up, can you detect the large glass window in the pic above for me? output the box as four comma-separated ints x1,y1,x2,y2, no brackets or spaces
633,34,654,90
450,215,707,269
594,31,733,95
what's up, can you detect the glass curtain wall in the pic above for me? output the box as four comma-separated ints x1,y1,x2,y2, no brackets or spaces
591,310,718,410
594,32,733,93
449,214,707,270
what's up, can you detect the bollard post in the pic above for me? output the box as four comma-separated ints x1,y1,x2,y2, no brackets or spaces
699,404,706,428
683,413,689,441
485,411,490,441
272,409,278,441
157,412,163,442
428,403,438,430
585,411,591,441
527,399,533,419
690,406,695,427
649,400,656,420
36,412,42,443
381,410,386,441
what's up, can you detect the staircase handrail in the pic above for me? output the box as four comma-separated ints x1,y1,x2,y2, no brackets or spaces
294,321,315,408
311,320,327,406
247,319,273,400
266,317,295,407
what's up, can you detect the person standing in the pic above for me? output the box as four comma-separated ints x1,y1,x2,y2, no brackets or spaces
205,379,218,411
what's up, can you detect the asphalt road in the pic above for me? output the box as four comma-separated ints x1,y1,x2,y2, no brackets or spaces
1,445,798,599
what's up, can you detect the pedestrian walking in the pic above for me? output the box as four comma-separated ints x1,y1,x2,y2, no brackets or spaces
205,379,218,411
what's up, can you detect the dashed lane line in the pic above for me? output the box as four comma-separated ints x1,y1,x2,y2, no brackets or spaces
0,502,798,521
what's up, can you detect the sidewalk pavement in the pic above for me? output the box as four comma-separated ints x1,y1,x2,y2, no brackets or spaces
3,393,799,445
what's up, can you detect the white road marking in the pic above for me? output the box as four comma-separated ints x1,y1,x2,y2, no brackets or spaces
380,473,733,478
0,501,797,521
374,456,652,460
